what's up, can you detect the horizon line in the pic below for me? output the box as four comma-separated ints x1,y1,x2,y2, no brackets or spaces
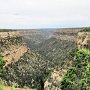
0,26,87,30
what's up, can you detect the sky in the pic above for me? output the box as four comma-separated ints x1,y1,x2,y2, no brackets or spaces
0,0,90,29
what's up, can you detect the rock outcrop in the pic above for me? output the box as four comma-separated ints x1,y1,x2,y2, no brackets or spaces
0,31,28,65
77,32,90,49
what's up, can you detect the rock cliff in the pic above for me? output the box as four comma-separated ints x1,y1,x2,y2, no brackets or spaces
77,32,90,49
0,31,28,65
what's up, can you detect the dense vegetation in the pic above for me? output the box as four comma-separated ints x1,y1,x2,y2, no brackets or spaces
36,38,76,67
0,52,6,74
80,27,90,32
2,50,48,90
0,29,16,32
0,52,8,90
61,49,90,90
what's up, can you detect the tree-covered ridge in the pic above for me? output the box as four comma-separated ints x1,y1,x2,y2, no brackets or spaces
80,27,90,32
2,50,47,90
35,38,76,67
0,29,17,32
61,49,90,90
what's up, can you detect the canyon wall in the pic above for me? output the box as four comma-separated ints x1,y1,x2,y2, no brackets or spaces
77,32,90,49
0,31,28,65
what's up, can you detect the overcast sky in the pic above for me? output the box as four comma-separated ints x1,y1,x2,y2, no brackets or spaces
0,0,90,29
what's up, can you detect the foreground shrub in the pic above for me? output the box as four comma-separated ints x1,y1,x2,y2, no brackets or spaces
11,83,16,90
61,49,90,90
0,80,4,90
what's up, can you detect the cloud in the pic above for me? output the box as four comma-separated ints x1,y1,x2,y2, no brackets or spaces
0,0,90,29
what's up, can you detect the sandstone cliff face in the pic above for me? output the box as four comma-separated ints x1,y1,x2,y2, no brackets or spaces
3,45,27,65
0,31,28,65
77,32,90,49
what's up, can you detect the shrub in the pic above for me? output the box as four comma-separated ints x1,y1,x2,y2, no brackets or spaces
0,53,6,74
0,80,4,90
61,49,90,90
0,51,6,90
11,83,16,90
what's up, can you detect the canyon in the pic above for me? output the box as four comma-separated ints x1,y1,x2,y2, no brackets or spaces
0,28,90,90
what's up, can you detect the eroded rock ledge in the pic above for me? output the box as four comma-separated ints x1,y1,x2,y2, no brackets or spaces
77,32,90,49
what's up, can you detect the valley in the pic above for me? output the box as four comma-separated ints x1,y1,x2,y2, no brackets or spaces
0,28,90,90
